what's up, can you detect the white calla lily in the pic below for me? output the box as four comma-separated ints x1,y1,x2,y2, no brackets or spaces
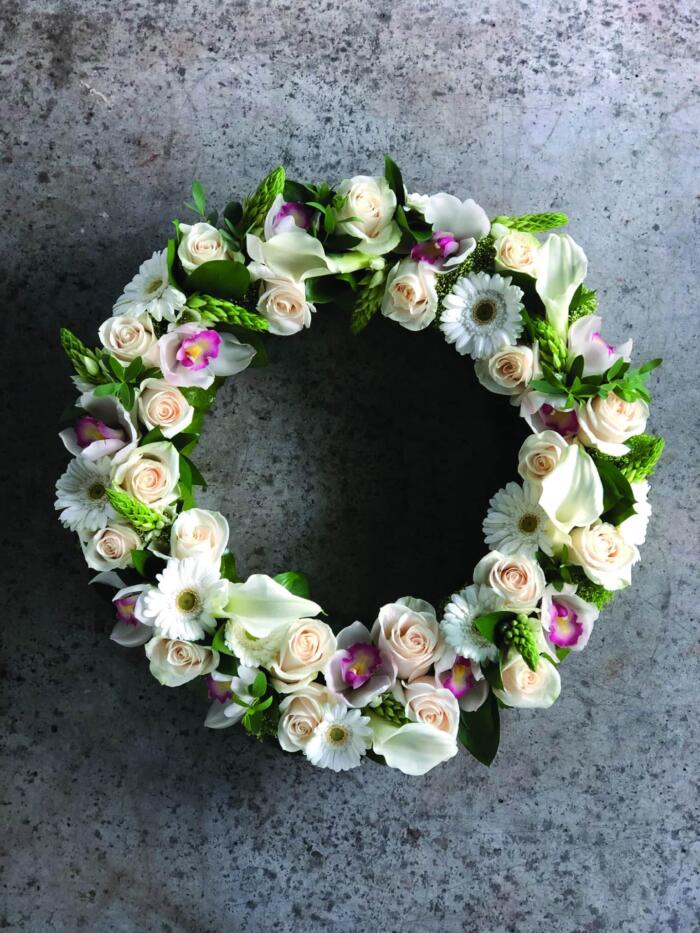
246,230,331,282
220,574,322,637
368,714,458,776
535,234,588,339
537,442,604,533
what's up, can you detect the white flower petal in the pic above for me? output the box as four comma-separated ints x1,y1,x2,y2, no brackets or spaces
538,443,605,532
222,574,322,637
535,234,588,340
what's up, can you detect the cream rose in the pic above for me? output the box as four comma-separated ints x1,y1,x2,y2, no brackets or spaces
371,598,442,681
178,222,229,272
170,508,229,565
269,619,337,692
381,259,438,332
494,651,561,709
475,345,535,396
98,313,158,363
517,430,569,483
577,392,649,456
493,228,540,276
474,551,545,610
137,378,194,438
111,441,179,509
277,683,337,752
403,679,460,738
82,523,141,571
569,521,640,590
257,275,315,336
145,636,218,687
336,175,400,255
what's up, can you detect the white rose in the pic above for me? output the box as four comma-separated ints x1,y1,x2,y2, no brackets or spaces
145,636,218,687
368,714,458,775
269,619,337,693
257,275,315,336
336,175,400,255
371,597,442,681
403,678,460,738
178,222,229,272
277,683,337,752
518,430,569,484
494,651,561,709
111,441,179,509
82,523,141,571
569,521,640,590
493,227,540,276
381,259,438,332
137,378,194,438
474,552,545,610
170,508,229,564
98,314,158,363
577,392,649,456
475,344,535,396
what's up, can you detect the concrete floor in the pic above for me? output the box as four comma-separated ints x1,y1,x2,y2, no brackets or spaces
2,1,699,930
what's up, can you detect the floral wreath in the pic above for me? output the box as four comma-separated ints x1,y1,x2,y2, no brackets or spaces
55,159,663,775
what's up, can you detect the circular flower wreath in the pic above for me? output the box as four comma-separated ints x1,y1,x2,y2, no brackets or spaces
55,159,664,775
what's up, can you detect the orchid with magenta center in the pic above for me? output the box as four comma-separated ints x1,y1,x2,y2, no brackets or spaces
439,655,477,698
411,231,460,266
114,593,139,626
538,403,579,437
206,673,233,704
340,642,382,688
176,329,221,371
548,601,583,647
75,416,125,449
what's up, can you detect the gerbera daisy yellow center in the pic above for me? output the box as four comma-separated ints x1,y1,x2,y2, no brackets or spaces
327,725,349,745
518,513,540,533
176,588,200,613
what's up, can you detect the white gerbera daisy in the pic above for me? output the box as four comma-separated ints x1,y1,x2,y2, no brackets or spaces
113,249,186,323
55,456,116,532
304,704,372,772
483,482,555,557
441,584,502,663
439,271,524,359
224,619,287,668
137,557,228,641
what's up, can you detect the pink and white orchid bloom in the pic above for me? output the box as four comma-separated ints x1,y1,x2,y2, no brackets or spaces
59,391,139,461
418,193,490,271
89,571,152,647
567,314,633,376
158,322,256,388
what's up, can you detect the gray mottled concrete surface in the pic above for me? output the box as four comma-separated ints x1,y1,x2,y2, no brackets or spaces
2,0,699,930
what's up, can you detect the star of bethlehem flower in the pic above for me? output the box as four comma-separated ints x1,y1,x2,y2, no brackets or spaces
440,584,502,664
113,249,186,323
304,704,372,771
483,481,561,557
55,456,116,532
440,271,524,359
223,619,287,668
137,557,228,641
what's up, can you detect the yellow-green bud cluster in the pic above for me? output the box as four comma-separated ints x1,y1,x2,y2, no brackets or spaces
187,294,270,332
106,486,168,533
371,693,409,727
242,166,286,232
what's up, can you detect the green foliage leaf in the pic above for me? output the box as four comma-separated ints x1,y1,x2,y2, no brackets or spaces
130,549,150,577
212,623,236,657
595,458,637,525
249,671,267,698
458,693,500,766
220,551,239,583
473,611,514,644
180,384,219,411
383,155,405,207
273,571,311,599
92,382,121,398
185,261,250,300
191,180,206,215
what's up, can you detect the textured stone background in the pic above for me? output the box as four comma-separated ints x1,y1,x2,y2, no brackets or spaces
2,1,699,930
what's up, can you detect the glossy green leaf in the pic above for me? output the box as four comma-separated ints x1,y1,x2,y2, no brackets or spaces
273,571,311,599
185,260,250,300
457,693,500,767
